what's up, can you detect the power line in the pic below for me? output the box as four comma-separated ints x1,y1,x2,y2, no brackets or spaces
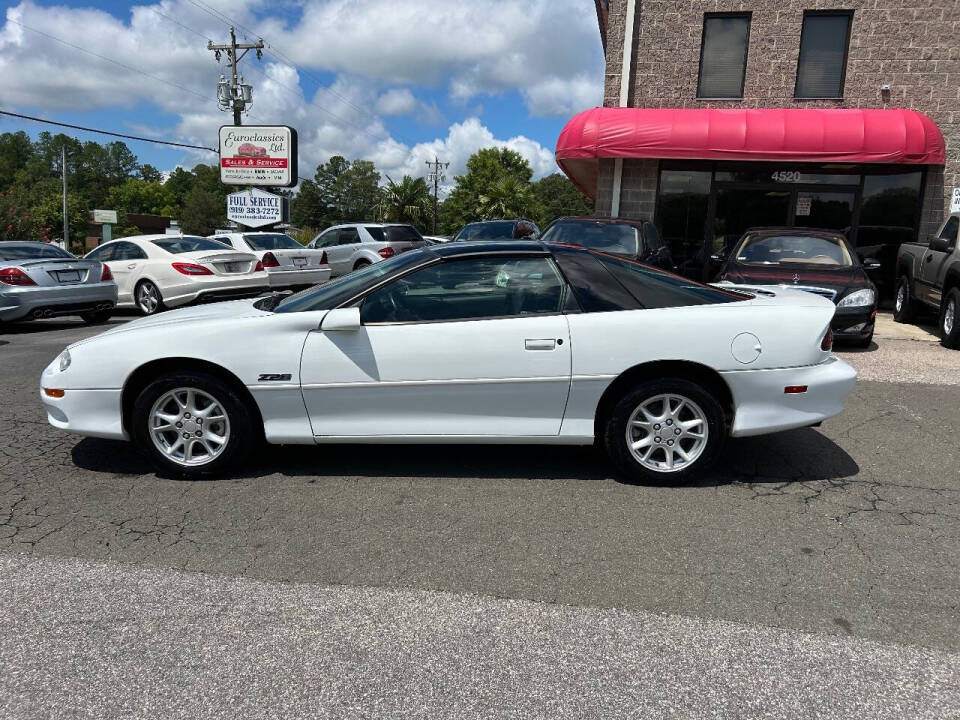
0,109,219,153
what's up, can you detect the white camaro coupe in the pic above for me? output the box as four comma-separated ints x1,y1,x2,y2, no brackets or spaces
41,241,857,483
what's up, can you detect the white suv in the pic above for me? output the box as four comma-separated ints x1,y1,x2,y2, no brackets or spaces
307,223,427,277
210,232,331,289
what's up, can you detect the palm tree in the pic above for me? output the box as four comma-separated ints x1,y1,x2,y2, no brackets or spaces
476,175,536,220
380,175,432,228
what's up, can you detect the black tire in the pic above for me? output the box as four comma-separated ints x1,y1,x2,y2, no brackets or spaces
603,377,726,486
80,310,112,325
135,280,165,316
893,275,915,324
940,288,960,349
354,259,372,271
131,371,258,478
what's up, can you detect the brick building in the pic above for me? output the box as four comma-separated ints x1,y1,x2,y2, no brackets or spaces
558,1,958,296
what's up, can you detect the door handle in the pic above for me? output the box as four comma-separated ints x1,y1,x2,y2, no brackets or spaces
525,338,556,351
127,264,137,269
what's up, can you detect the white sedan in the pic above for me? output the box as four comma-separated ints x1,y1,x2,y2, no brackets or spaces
208,232,331,289
83,235,268,315
41,241,857,483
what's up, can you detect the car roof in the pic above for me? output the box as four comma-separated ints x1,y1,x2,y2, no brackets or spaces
550,216,650,227
430,239,545,257
740,226,847,239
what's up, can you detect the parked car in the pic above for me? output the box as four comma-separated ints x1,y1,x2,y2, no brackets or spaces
895,212,960,347
306,224,427,277
83,235,268,316
453,219,539,241
42,240,856,483
539,217,674,271
0,241,116,324
716,228,880,348
208,232,331,289
237,143,267,158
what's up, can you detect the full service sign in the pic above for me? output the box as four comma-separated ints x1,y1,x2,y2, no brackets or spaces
219,125,298,187
227,188,285,228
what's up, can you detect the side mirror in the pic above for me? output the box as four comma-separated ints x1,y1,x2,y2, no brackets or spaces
321,307,361,331
929,236,951,253
863,258,882,270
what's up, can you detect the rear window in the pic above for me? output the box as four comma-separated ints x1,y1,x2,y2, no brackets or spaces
454,221,516,241
244,234,302,251
541,221,639,256
152,237,231,254
597,254,746,308
365,225,424,243
0,243,73,260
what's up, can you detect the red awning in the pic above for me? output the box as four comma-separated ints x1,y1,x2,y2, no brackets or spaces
556,107,945,200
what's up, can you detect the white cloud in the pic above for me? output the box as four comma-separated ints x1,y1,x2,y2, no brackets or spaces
376,88,417,115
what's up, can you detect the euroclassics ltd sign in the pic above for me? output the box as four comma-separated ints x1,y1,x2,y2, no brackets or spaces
218,125,298,187
226,187,287,228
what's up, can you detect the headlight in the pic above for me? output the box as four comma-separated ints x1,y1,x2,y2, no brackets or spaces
57,350,71,372
837,289,875,308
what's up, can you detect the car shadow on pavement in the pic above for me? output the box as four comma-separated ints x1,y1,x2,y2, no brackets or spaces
835,342,879,353
71,426,858,487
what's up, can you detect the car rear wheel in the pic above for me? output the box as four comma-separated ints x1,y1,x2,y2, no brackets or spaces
131,371,257,478
603,378,725,485
135,280,164,315
80,309,112,324
354,259,371,271
941,288,960,349
894,276,915,323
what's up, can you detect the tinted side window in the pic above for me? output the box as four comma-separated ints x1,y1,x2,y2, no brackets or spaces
313,230,337,248
112,242,147,261
643,222,664,251
338,228,361,245
86,244,115,262
551,247,640,313
938,216,958,246
597,255,745,309
361,256,566,323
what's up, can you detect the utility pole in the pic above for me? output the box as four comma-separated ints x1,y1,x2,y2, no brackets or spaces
61,146,68,250
208,27,263,126
425,157,449,235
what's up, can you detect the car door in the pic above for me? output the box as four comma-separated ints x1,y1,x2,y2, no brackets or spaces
918,216,958,306
105,241,149,302
328,227,362,276
299,254,573,438
311,228,343,274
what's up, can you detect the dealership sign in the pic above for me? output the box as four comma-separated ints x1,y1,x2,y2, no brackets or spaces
219,125,298,187
226,188,285,228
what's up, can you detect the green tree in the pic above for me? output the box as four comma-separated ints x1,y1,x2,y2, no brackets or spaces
531,173,593,226
476,175,538,221
0,131,36,189
107,179,177,217
439,148,535,233
381,175,431,229
332,160,381,222
139,164,163,183
29,191,87,251
290,179,325,228
180,189,227,236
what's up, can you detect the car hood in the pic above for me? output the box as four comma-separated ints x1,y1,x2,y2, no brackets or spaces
721,263,870,291
69,298,273,348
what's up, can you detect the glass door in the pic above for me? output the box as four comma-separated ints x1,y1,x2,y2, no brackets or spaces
709,186,791,278
793,191,856,233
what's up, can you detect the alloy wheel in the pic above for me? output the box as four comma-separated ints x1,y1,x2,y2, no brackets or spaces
896,284,905,313
625,393,708,473
946,298,956,336
137,283,160,314
149,387,230,467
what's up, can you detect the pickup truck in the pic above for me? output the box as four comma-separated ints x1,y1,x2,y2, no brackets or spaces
895,212,960,347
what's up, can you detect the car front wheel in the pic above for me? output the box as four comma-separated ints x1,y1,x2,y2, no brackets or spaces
131,371,257,478
894,276,915,323
603,378,726,485
941,288,960,349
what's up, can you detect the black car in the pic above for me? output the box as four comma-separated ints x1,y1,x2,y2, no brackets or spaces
539,217,674,271
717,227,880,347
453,219,539,241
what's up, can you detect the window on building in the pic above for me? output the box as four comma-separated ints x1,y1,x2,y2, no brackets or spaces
697,14,751,99
795,11,853,99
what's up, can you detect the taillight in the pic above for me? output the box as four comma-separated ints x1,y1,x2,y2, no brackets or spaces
378,247,395,259
172,262,213,276
0,267,37,286
254,260,264,272
320,251,328,265
821,328,834,351
262,252,280,268
100,263,113,282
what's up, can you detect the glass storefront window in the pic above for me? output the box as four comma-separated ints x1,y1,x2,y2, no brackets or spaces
793,191,855,231
656,169,711,279
858,171,922,299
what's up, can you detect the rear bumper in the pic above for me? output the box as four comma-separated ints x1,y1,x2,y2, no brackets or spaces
266,267,331,288
721,356,857,437
0,283,118,321
163,275,269,308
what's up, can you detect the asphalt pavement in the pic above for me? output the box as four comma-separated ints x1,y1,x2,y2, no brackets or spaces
1,313,959,718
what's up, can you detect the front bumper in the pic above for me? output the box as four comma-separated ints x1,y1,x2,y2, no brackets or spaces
266,267,332,288
0,282,118,322
721,356,857,437
40,386,127,440
831,306,876,340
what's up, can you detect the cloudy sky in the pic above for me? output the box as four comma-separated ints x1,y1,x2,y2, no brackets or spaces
0,0,604,185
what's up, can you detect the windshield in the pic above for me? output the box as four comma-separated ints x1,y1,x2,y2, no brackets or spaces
0,242,73,261
243,233,302,251
735,234,853,267
365,225,424,243
152,237,231,254
541,221,639,255
454,221,516,241
274,249,431,312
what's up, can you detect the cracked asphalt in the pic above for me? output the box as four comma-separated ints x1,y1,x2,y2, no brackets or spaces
2,315,959,717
